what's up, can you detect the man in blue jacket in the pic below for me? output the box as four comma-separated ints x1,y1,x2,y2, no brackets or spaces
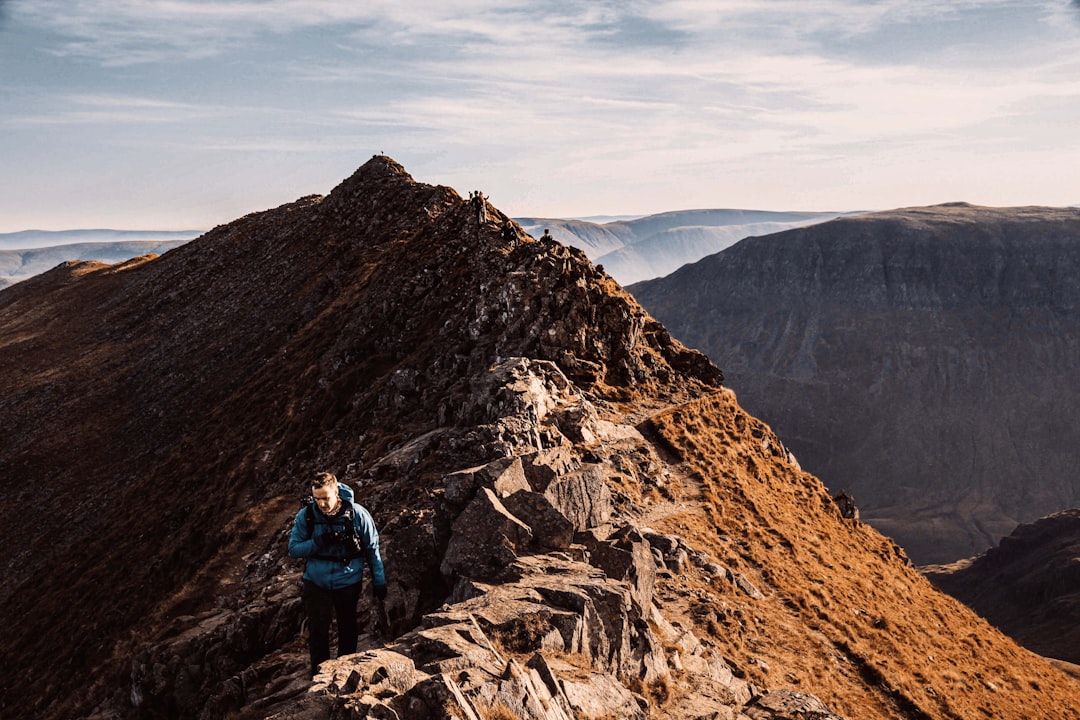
289,471,387,677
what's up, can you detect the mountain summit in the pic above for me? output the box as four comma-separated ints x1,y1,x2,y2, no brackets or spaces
1,161,1077,719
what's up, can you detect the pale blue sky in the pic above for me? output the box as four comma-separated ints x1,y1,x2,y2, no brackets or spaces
2,1,1079,232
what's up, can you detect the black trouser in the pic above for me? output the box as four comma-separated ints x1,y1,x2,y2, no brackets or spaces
302,579,362,676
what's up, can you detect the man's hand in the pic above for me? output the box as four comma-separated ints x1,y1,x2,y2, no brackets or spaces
372,585,390,637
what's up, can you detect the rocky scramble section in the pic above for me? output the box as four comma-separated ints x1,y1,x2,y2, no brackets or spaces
112,359,847,720
249,360,844,720
2,159,1078,719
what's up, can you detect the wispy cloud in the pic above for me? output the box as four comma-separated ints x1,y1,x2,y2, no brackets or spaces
17,0,365,64
15,0,620,65
3,93,224,126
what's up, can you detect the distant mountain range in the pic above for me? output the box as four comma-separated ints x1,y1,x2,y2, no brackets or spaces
0,239,195,289
0,228,202,250
0,229,201,288
516,209,851,284
629,203,1080,565
0,211,848,290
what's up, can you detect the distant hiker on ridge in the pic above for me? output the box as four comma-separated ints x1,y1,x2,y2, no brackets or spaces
472,190,487,224
502,220,518,244
541,227,553,241
288,471,387,677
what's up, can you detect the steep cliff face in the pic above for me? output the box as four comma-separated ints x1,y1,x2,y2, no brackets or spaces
1,171,1077,720
925,509,1080,667
630,203,1080,564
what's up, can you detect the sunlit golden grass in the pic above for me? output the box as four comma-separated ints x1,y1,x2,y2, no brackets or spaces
643,388,1080,720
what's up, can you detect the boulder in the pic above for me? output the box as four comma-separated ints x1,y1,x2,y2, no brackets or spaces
733,573,765,600
520,445,580,488
407,620,506,677
514,555,656,680
311,648,426,698
443,457,530,508
551,401,601,444
541,655,646,720
502,490,576,549
441,489,533,580
832,491,859,522
534,463,613,530
581,525,657,617
475,658,575,720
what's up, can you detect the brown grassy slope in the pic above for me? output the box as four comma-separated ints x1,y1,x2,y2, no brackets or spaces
647,389,1080,720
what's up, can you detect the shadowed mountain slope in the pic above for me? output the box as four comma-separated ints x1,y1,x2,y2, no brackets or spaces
925,509,1080,667
629,203,1080,564
2,166,1077,719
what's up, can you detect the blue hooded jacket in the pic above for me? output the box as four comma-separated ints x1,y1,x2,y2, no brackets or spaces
288,483,387,591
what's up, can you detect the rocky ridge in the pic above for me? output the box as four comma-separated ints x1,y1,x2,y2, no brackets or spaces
629,203,1080,564
1,162,1077,719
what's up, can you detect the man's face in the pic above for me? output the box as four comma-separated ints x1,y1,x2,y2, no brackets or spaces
312,482,340,514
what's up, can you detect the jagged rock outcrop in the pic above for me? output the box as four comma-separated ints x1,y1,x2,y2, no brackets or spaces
630,203,1080,564
282,547,756,720
3,161,1079,720
119,357,828,720
924,509,1080,666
